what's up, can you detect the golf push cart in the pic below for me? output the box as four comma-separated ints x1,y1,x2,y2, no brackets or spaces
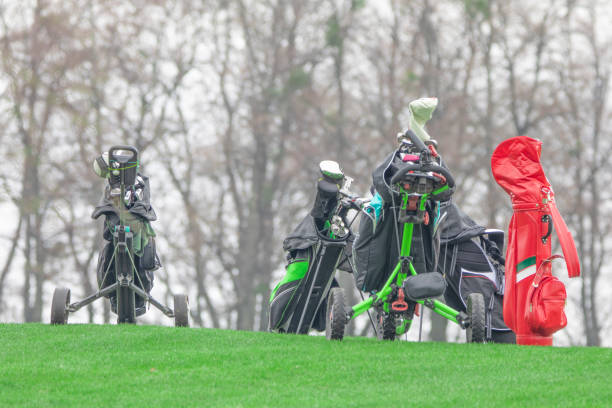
50,146,189,327
325,130,487,342
270,162,369,335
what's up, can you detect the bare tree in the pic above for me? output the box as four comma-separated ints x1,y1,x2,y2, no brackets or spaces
0,0,90,321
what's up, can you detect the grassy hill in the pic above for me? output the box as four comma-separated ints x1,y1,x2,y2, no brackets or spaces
0,324,610,407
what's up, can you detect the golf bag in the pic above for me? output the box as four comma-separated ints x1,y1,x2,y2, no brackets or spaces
353,150,443,292
269,212,352,333
437,203,514,342
492,136,580,345
269,168,352,334
353,207,436,292
92,173,161,311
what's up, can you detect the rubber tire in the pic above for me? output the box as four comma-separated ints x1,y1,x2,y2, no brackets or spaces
466,293,486,343
376,312,396,341
325,288,346,340
174,294,189,327
50,288,70,325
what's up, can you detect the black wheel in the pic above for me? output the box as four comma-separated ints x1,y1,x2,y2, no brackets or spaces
50,288,70,325
376,311,396,341
466,293,486,343
174,294,189,327
325,288,346,340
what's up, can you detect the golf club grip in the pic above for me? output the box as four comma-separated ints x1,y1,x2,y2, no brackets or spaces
390,163,455,188
404,129,428,152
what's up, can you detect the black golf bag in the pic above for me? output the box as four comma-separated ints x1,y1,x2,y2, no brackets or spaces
353,206,436,292
351,150,514,342
353,150,446,292
269,170,352,334
437,203,514,342
92,173,161,313
269,211,353,334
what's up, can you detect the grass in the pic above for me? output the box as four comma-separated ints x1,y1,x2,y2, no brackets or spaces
0,324,610,407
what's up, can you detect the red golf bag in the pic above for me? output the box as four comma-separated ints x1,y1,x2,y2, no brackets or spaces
491,136,580,345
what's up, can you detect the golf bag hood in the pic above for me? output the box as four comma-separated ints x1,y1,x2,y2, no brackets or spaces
491,136,580,345
491,136,580,279
371,151,398,203
438,202,485,244
283,215,320,253
91,173,157,222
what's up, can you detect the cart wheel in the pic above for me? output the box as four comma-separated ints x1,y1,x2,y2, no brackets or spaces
174,294,189,327
325,288,346,340
50,288,70,325
466,293,486,343
376,312,396,341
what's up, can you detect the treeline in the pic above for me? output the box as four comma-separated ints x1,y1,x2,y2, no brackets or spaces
0,0,609,345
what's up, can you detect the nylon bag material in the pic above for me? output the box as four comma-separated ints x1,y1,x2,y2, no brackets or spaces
352,209,395,291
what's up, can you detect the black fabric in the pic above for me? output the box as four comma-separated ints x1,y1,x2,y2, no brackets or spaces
310,279,339,331
273,175,354,333
335,234,355,273
310,178,340,231
283,215,320,253
353,209,394,291
269,275,339,333
269,245,342,333
355,150,453,292
371,152,397,203
94,172,159,302
491,329,516,344
269,248,311,332
438,203,511,332
141,238,158,270
438,202,485,243
269,279,302,330
96,242,115,293
91,173,157,221
403,272,446,300
353,205,437,292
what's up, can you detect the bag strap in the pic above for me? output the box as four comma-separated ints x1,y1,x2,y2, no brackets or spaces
549,204,581,278
531,254,565,288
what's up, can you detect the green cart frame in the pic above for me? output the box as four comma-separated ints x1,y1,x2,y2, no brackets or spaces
326,131,486,342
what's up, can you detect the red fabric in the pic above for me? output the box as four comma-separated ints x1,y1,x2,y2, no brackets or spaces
491,136,548,205
550,204,580,278
491,136,580,343
524,256,568,336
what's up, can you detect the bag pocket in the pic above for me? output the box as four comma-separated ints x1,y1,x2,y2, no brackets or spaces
353,211,393,292
269,281,300,330
141,238,157,270
526,276,567,336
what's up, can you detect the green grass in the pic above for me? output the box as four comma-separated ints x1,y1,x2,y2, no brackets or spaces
0,324,610,407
